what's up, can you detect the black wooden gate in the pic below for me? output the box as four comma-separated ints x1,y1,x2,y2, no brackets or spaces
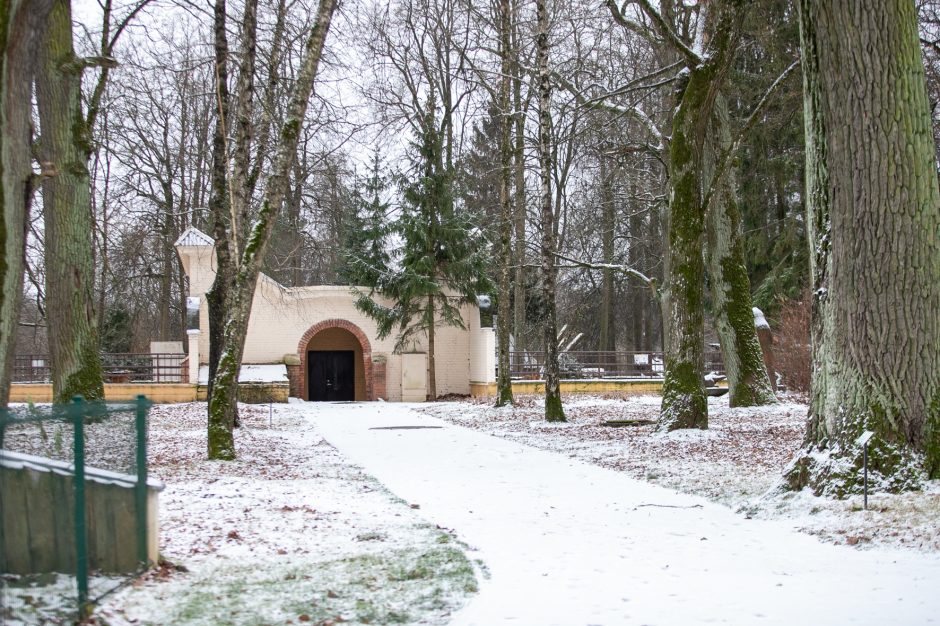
308,351,355,401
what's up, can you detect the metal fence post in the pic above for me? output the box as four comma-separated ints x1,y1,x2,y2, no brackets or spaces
135,395,149,567
72,396,90,617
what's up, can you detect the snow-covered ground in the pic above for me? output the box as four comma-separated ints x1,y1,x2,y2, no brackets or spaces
416,394,940,552
6,394,940,625
3,402,477,625
306,400,940,626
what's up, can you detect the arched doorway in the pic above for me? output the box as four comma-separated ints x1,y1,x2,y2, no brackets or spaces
297,320,373,401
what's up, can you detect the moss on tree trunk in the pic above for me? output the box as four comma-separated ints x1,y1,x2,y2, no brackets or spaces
704,94,776,408
656,0,744,431
784,0,940,495
36,0,104,403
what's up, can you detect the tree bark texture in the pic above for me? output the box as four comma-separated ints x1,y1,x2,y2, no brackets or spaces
427,294,437,400
206,0,233,420
0,0,51,405
785,0,940,494
36,0,104,403
704,93,776,407
511,0,526,352
207,0,337,459
658,0,743,431
495,0,514,407
535,0,564,421
599,150,615,352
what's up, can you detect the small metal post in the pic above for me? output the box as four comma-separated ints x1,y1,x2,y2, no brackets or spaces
135,395,149,567
863,443,869,510
856,430,874,512
72,396,89,617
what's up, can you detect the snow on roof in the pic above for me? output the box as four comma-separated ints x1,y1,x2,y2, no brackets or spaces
198,364,289,385
175,227,215,248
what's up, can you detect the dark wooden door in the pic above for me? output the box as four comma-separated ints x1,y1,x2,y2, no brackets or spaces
308,351,355,401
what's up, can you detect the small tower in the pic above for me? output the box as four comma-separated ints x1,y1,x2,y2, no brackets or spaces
175,227,216,383
174,227,217,297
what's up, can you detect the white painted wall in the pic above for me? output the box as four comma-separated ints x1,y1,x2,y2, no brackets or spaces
176,228,478,400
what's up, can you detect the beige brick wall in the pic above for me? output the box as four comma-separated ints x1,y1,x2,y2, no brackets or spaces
182,243,477,401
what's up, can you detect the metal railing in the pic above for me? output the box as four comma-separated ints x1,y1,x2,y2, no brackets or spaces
508,350,725,380
13,353,186,384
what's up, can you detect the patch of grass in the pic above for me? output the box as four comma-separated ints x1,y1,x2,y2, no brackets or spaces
129,542,477,626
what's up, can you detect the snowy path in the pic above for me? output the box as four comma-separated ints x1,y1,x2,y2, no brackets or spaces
302,401,940,626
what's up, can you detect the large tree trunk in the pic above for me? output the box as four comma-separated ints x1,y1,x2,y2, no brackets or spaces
535,0,564,422
494,0,514,407
207,0,337,459
657,0,743,432
704,93,776,407
784,0,940,494
0,0,51,405
36,0,104,403
658,82,708,431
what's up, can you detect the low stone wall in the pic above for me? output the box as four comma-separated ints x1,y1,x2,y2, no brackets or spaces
0,451,162,574
9,384,199,404
10,382,288,404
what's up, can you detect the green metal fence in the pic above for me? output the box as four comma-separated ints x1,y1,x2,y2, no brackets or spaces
0,395,153,623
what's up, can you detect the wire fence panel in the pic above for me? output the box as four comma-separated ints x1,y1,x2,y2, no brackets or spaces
0,396,153,623
508,350,725,380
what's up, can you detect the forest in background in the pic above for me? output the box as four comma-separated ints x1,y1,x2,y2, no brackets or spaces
4,0,805,358
9,0,939,370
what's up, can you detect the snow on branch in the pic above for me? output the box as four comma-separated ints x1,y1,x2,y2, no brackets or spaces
551,70,665,152
606,0,703,68
552,251,659,299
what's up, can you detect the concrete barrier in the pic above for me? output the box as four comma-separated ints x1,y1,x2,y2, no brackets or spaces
0,451,162,574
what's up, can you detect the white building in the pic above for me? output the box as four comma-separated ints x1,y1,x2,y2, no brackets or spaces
175,228,495,401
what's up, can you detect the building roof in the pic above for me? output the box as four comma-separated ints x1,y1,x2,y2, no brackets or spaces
175,227,215,247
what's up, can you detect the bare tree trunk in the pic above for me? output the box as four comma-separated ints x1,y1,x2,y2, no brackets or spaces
511,0,526,352
206,0,233,409
704,93,776,407
598,150,615,352
36,0,104,403
784,0,940,494
494,0,514,407
535,0,564,422
0,0,52,405
231,0,258,245
208,0,337,459
427,294,436,400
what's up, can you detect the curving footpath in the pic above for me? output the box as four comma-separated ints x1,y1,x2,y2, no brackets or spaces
301,400,940,626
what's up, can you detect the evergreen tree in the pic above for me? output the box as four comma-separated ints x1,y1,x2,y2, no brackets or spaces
340,152,392,287
355,105,491,400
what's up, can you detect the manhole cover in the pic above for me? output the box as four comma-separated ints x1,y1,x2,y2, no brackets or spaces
369,426,443,430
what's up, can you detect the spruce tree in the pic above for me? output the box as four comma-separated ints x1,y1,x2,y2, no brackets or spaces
355,105,491,400
340,152,392,287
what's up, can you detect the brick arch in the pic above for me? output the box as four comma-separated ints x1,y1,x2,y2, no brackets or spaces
297,319,374,401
